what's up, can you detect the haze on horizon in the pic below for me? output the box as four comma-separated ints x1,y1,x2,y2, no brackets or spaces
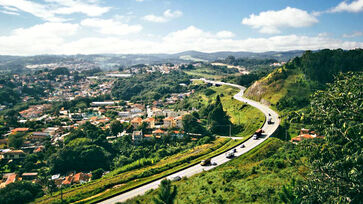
0,0,363,55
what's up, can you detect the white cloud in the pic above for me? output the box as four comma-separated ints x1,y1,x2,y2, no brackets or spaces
45,0,110,17
0,9,19,15
330,0,363,13
216,31,235,38
343,31,363,38
80,18,142,35
0,0,110,22
242,7,318,34
0,22,79,54
143,9,182,23
0,25,362,55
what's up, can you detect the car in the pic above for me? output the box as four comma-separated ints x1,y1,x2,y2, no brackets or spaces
225,151,234,158
268,113,271,116
252,135,258,140
232,148,237,153
212,162,217,166
240,144,245,148
171,176,181,181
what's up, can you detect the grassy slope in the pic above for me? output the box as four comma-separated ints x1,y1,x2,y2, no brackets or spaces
181,84,265,137
124,138,303,204
244,68,314,138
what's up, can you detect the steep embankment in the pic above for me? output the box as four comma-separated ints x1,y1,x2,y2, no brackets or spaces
244,68,311,109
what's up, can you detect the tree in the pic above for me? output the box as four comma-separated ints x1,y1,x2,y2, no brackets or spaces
182,114,208,136
0,181,44,204
92,168,104,180
110,120,124,135
8,132,25,148
207,95,231,135
153,179,177,204
297,72,363,203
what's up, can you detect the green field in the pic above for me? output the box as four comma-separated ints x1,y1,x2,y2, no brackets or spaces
183,65,240,80
123,138,305,204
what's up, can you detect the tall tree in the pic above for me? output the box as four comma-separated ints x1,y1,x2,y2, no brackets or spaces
297,72,363,203
153,179,177,204
208,95,231,135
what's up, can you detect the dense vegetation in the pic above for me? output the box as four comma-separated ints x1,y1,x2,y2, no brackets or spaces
0,181,44,204
218,56,277,68
111,71,191,102
290,72,362,203
123,138,306,204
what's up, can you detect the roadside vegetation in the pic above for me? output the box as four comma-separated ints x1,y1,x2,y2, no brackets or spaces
123,138,307,204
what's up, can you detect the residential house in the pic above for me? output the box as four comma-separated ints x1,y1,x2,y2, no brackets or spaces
143,117,155,129
290,128,324,143
0,173,18,188
143,134,154,141
29,132,50,141
152,129,165,138
163,117,174,129
174,116,183,129
1,150,25,160
10,128,29,134
73,172,91,184
22,172,38,181
131,117,143,128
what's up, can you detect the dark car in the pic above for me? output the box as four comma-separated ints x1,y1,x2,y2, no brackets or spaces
171,176,181,181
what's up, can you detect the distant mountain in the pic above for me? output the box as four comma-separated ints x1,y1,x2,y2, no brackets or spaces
0,50,305,71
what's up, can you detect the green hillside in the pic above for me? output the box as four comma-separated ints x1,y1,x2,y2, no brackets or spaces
123,138,306,204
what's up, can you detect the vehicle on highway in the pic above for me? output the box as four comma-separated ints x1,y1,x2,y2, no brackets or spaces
267,117,273,124
171,176,181,181
255,128,263,137
240,144,245,148
232,148,237,153
225,151,234,158
200,158,211,166
212,162,217,166
252,135,258,140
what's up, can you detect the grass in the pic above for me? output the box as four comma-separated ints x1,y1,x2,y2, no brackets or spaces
78,137,250,204
123,138,305,204
184,66,240,80
33,138,236,204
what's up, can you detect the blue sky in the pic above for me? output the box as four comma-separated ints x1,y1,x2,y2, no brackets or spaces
0,0,362,55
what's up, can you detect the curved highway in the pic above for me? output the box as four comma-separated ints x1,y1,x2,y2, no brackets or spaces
99,79,280,204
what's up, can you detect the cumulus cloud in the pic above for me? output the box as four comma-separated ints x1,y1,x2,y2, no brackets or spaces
330,0,363,13
0,0,110,22
0,25,362,55
242,7,318,34
143,9,182,23
80,18,142,35
0,22,79,54
216,31,235,38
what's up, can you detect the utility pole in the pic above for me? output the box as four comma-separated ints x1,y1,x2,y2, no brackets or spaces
229,124,231,137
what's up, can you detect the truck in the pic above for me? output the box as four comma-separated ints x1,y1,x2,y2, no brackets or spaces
253,129,263,139
255,128,263,136
200,158,211,166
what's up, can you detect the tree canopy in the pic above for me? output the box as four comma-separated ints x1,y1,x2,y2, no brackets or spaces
297,72,363,203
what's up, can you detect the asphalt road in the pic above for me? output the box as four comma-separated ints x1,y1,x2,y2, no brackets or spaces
99,79,280,204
